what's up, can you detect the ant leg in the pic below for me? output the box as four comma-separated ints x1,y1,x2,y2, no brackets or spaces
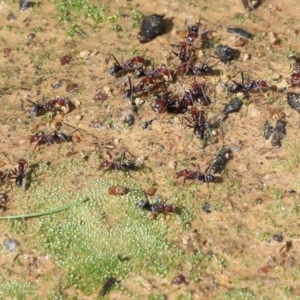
241,71,245,86
204,123,216,143
32,141,39,153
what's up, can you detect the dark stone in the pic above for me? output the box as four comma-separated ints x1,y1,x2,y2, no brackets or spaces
137,14,165,43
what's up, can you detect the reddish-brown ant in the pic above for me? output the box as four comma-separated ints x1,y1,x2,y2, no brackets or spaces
98,151,136,171
134,63,172,81
10,159,30,188
29,133,55,152
185,17,210,45
189,80,210,105
106,54,145,77
177,80,210,108
148,64,172,81
136,192,175,214
99,160,136,171
184,108,219,140
176,62,211,77
176,55,218,77
27,97,68,117
184,108,206,139
152,92,186,114
123,75,156,100
175,168,215,184
228,71,268,93
172,42,194,62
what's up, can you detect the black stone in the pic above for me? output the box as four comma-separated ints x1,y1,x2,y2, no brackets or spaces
215,45,235,62
138,14,165,43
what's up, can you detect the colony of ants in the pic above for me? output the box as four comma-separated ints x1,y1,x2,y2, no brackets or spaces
3,13,297,218
99,17,247,217
101,13,299,216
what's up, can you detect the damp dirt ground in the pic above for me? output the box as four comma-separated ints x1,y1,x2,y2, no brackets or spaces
1,0,300,299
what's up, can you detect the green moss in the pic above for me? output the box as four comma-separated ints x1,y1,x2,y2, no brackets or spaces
131,10,143,29
218,287,255,300
0,277,35,300
54,0,106,24
110,24,122,32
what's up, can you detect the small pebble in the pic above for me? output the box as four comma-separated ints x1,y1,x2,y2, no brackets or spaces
27,33,36,40
20,0,30,11
52,81,62,89
94,90,109,102
215,45,235,62
3,48,11,58
124,114,135,126
108,186,128,195
146,187,157,196
66,83,78,93
243,53,251,61
273,234,283,242
172,274,188,285
3,238,19,252
242,0,261,10
60,55,72,66
7,12,16,21
202,202,212,214
230,145,241,152
287,92,300,114
79,50,91,58
227,27,253,39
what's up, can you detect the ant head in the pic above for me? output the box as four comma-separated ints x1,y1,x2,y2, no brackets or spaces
133,67,145,79
109,64,123,76
190,24,199,33
229,83,241,93
203,65,212,73
136,200,150,210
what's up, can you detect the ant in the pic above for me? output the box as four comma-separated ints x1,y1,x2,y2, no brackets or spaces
10,159,31,188
184,17,211,45
172,42,194,62
27,97,68,117
29,133,55,151
134,63,172,81
123,76,156,100
98,151,136,171
228,71,268,93
148,63,172,81
189,80,210,105
184,108,212,139
136,192,175,214
175,167,215,184
176,55,218,77
152,92,186,114
106,54,145,77
175,62,210,77
52,123,78,144
177,80,210,108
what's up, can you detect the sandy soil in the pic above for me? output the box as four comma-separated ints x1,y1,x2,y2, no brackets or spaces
1,0,300,299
